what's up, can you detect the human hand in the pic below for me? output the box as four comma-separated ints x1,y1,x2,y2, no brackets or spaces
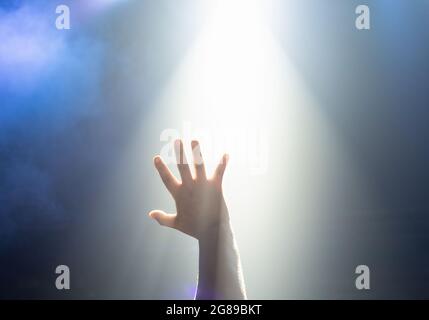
149,139,230,240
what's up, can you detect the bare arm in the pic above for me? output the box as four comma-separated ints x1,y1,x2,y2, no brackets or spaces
149,139,246,300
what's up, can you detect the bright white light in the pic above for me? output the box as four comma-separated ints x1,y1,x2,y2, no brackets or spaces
155,0,287,176
187,0,275,121
139,0,368,298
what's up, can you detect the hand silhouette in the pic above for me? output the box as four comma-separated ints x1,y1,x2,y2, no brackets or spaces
149,139,246,299
149,139,229,240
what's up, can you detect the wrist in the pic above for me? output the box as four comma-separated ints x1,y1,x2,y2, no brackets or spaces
198,217,233,248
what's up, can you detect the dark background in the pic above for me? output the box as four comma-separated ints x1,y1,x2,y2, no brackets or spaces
1,0,428,299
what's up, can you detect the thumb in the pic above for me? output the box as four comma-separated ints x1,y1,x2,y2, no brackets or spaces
148,210,176,228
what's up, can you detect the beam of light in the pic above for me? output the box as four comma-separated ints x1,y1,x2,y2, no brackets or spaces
153,0,280,174
123,0,376,298
129,0,330,298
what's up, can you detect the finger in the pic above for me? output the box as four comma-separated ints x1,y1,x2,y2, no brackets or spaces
174,139,193,184
154,156,179,196
191,140,207,181
148,210,176,228
213,153,229,183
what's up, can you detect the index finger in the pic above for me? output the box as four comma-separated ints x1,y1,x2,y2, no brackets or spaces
154,156,179,196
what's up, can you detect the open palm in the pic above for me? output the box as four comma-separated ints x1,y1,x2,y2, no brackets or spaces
149,139,229,240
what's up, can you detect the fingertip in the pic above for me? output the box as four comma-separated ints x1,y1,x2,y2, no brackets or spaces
223,153,229,164
219,154,229,170
191,140,199,149
174,139,182,148
153,156,161,166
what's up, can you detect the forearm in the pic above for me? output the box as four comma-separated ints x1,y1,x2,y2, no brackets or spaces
150,140,245,299
196,218,247,300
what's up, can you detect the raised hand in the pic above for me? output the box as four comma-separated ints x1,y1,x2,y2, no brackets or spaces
149,139,229,240
149,139,246,300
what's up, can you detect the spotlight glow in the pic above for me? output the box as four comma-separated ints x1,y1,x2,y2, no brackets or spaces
154,0,285,176
136,0,369,298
